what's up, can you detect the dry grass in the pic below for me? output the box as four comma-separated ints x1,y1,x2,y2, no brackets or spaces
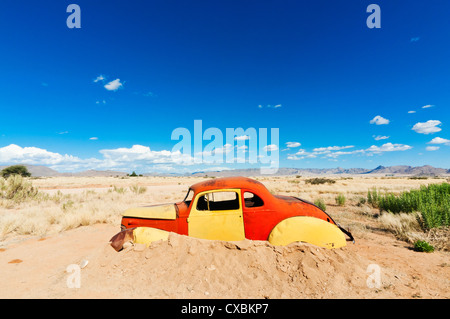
1,175,449,250
0,176,200,239
377,212,423,242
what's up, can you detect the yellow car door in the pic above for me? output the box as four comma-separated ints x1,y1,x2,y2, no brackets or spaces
187,189,245,241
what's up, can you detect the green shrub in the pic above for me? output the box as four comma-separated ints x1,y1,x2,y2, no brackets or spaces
314,198,327,211
305,178,336,185
367,183,450,230
1,165,31,178
367,187,380,208
335,194,346,206
413,240,435,253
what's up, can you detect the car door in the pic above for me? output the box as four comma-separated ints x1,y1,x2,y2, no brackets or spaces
187,189,245,241
241,189,277,240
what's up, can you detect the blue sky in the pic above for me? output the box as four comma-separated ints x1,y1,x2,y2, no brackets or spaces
0,0,449,173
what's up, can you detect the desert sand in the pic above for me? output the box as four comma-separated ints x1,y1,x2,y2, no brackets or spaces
0,176,449,299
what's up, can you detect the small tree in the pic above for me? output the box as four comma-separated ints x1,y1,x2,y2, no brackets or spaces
1,165,31,178
129,171,138,177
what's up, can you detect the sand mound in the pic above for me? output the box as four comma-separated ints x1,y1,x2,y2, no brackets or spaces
59,232,377,299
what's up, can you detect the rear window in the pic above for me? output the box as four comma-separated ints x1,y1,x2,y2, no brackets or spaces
244,192,264,208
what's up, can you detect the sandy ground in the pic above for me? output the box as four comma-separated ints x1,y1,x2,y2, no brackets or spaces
0,176,449,299
1,224,449,299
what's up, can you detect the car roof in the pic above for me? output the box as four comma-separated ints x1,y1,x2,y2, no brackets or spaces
190,176,270,194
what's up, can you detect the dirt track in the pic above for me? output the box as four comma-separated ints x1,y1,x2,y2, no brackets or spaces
0,223,448,299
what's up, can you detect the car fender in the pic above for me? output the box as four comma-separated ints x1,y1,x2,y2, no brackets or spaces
267,216,347,249
133,227,170,246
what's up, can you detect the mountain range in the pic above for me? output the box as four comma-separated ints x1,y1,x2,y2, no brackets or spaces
0,164,449,177
190,165,450,177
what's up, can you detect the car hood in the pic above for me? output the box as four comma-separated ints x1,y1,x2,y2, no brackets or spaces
122,203,177,220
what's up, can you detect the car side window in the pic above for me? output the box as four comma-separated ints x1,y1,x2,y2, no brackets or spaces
244,192,264,208
196,191,240,211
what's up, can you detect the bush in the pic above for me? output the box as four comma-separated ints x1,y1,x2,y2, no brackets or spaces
335,194,346,206
367,183,450,230
314,198,327,211
1,165,31,178
0,175,38,203
357,197,366,206
413,240,435,253
130,184,147,194
305,178,336,185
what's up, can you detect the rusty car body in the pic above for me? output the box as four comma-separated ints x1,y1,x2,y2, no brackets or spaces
110,176,353,250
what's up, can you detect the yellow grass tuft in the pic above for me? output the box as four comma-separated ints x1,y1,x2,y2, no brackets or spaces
378,212,423,242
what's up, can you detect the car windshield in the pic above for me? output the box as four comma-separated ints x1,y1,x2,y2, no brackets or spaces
183,188,194,206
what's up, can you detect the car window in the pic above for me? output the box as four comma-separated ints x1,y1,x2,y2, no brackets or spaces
196,191,240,211
244,192,264,208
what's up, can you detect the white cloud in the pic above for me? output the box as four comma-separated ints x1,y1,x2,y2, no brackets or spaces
412,120,442,134
288,148,317,160
93,75,105,83
366,143,412,153
294,149,308,156
313,145,354,152
422,104,434,109
370,115,390,125
288,140,412,160
89,137,98,140
99,145,173,163
263,144,278,152
324,149,365,158
0,144,84,167
234,135,250,141
104,79,123,91
96,100,106,104
0,144,199,173
408,110,416,114
287,153,317,160
427,137,450,145
285,142,301,148
212,144,233,155
425,146,439,151
373,135,389,141
258,104,282,109
195,144,233,158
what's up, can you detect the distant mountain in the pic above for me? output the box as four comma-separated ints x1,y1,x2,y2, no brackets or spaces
0,165,127,177
365,165,449,176
0,164,448,177
70,170,128,177
190,167,372,177
191,165,450,177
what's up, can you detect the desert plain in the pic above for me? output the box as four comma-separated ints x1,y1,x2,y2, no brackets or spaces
0,175,449,299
